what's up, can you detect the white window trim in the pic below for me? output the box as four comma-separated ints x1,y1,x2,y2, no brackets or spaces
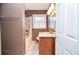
32,14,46,29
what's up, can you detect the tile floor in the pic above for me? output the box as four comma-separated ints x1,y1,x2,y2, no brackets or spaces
26,41,39,55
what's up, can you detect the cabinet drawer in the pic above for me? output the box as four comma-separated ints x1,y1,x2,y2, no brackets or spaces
39,37,55,55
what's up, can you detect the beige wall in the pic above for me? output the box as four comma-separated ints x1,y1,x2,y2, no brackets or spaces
0,4,2,55
0,22,1,55
0,23,1,55
1,3,24,17
1,3,26,55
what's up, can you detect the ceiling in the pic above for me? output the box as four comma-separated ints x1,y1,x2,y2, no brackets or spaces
25,3,50,10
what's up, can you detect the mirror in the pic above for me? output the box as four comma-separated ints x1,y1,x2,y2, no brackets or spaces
48,15,56,33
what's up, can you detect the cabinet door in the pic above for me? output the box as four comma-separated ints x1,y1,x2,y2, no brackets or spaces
39,37,55,55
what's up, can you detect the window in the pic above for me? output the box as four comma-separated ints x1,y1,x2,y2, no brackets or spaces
33,14,46,29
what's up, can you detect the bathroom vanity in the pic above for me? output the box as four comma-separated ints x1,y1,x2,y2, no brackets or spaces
39,32,55,55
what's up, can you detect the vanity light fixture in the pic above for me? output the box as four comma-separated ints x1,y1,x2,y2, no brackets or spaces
47,3,55,16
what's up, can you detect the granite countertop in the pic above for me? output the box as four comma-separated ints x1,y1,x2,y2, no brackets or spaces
38,32,55,38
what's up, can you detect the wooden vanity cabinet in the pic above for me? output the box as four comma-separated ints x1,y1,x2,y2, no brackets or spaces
39,37,55,55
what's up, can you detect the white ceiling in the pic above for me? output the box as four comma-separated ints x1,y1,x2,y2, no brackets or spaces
25,3,50,10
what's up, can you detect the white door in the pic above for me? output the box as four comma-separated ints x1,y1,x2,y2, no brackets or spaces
63,4,79,54
56,3,68,55
56,3,79,55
